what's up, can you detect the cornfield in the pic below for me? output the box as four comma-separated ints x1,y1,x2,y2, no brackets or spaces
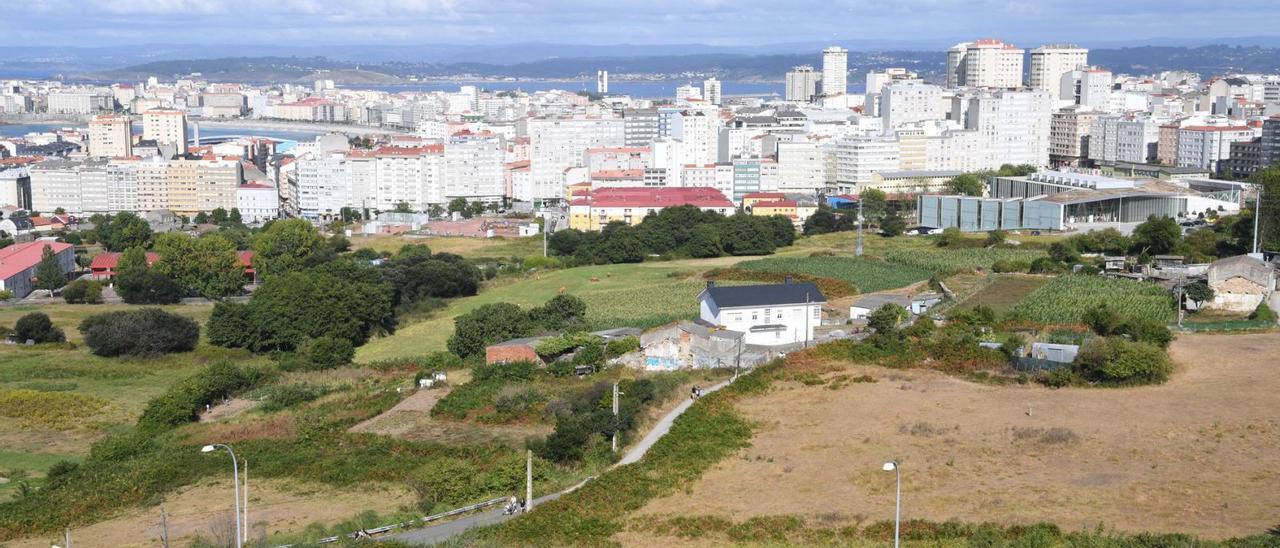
734,257,932,293
0,388,109,429
886,248,1048,274
1009,275,1175,325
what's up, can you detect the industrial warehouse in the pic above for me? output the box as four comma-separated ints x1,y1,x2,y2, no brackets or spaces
917,171,1245,232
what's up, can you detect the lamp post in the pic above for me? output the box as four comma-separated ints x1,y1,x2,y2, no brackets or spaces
202,444,242,548
882,461,900,548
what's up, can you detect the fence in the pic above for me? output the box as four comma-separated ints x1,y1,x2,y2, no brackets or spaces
274,496,506,547
1178,319,1277,332
1011,356,1072,373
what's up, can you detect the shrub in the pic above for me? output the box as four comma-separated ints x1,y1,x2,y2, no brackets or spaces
305,336,355,370
447,302,535,357
604,336,640,358
62,279,104,304
1036,368,1078,388
137,361,268,430
1250,302,1278,323
257,383,328,413
78,309,200,357
14,313,66,344
116,271,183,304
1073,337,1172,385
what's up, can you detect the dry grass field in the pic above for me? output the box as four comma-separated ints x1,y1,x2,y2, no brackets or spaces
624,332,1280,542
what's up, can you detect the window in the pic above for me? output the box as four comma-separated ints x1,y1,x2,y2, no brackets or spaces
752,311,758,320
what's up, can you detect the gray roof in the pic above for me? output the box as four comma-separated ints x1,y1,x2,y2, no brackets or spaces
703,282,826,308
852,294,911,309
877,170,964,179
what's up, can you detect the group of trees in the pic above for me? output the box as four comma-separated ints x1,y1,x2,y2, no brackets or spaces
12,312,66,344
446,295,587,357
445,197,498,219
192,207,244,228
944,164,1038,197
79,309,200,357
548,206,794,264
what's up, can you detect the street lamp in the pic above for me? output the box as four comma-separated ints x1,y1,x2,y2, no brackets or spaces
202,444,242,548
882,461,900,548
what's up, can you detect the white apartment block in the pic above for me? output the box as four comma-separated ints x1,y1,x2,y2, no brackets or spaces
947,39,1025,89
88,115,132,158
962,89,1052,167
47,92,112,115
30,159,140,214
776,142,826,194
822,47,848,96
703,78,722,106
674,112,721,166
143,109,188,151
237,183,279,224
373,147,443,211
835,135,900,193
1060,68,1112,109
297,151,352,220
527,116,625,202
1089,115,1161,164
443,139,504,202
680,163,735,199
1176,126,1256,172
879,84,945,131
1030,45,1089,100
786,66,820,103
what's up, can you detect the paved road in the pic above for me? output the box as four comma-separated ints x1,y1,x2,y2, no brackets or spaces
388,377,735,545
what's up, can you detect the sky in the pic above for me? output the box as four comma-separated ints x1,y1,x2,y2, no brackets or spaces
6,0,1280,48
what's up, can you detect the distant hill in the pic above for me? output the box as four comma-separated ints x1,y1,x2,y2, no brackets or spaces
65,45,1280,85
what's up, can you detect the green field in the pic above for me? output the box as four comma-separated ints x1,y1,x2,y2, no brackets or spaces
885,248,1048,274
1009,275,1175,325
349,234,543,259
951,275,1051,315
734,256,932,293
0,303,214,344
355,258,741,362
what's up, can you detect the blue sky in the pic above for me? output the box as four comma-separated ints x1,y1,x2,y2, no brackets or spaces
7,0,1280,47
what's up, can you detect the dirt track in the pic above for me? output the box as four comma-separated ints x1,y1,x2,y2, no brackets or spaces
626,332,1280,541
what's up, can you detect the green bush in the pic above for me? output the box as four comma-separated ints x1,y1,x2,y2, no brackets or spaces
604,336,640,358
61,279,103,304
13,313,65,344
78,309,199,357
116,271,183,304
1073,337,1171,385
305,336,355,370
257,383,328,413
1250,302,1278,323
137,361,269,430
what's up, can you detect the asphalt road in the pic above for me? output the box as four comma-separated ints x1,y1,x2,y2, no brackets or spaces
388,376,735,545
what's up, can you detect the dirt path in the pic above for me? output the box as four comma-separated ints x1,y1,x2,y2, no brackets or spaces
623,332,1280,542
199,398,256,422
348,387,449,436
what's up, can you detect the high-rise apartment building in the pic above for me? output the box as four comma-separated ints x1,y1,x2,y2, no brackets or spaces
142,108,188,153
821,47,849,96
946,39,1025,89
88,115,132,158
961,89,1053,167
786,65,820,103
1089,114,1162,165
1059,68,1112,109
879,83,945,131
527,116,625,201
596,70,609,94
1176,126,1256,173
703,78,722,106
1029,45,1089,100
1049,106,1097,166
835,135,900,193
673,111,721,166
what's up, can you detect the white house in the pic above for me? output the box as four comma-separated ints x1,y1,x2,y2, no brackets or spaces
698,280,825,346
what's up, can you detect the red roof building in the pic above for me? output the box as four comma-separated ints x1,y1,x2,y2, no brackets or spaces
568,187,735,231
0,241,75,298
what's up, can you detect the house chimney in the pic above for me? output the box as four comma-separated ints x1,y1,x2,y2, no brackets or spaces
706,280,715,289
784,275,793,284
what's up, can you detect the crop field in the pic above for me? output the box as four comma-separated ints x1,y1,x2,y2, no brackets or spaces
950,275,1050,315
734,256,932,293
885,248,1047,274
1009,275,1175,325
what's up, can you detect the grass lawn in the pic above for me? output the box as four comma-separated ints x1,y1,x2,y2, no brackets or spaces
349,234,543,259
950,275,1051,315
735,256,932,293
0,450,80,502
0,303,214,344
356,257,742,362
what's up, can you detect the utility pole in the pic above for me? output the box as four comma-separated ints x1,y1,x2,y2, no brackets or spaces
160,508,170,548
1176,275,1185,328
542,214,549,257
855,196,864,257
525,450,534,512
242,459,249,546
64,527,71,548
1253,184,1263,255
611,383,620,453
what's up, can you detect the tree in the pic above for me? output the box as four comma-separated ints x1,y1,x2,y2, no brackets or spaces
447,302,535,357
62,279,103,304
193,212,209,224
945,173,984,197
228,208,243,225
153,233,244,299
984,229,1007,247
596,228,646,263
396,244,433,260
802,209,853,235
446,197,469,218
1131,215,1181,255
529,295,587,331
720,216,776,256
867,303,907,333
1073,337,1171,385
116,246,150,280
1184,280,1214,309
210,208,229,225
14,312,65,343
860,189,887,222
1083,303,1123,336
33,245,66,291
880,211,907,237
304,336,355,370
250,219,327,278
686,224,724,258
96,212,153,252
467,201,487,217
117,271,183,305
79,309,200,357
1248,165,1280,252
394,202,414,213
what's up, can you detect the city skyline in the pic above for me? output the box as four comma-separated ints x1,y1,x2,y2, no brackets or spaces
7,0,1280,48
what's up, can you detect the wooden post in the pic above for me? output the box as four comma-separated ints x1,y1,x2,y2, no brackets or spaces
525,450,533,512
160,508,170,548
